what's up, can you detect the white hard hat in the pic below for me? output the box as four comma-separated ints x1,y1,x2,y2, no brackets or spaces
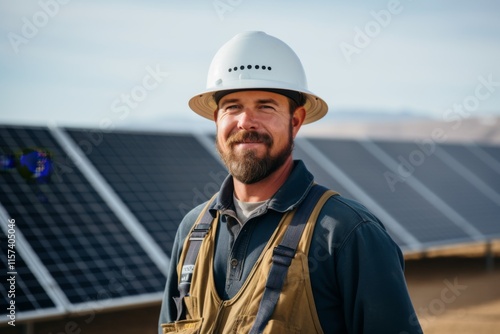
188,31,328,124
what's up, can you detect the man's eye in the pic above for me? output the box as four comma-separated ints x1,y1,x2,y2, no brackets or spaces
225,105,240,111
259,105,275,110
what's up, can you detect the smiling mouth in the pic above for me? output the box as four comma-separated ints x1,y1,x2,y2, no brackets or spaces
234,141,264,149
227,131,273,148
238,140,263,144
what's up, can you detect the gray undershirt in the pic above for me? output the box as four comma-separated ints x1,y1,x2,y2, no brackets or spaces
232,195,268,225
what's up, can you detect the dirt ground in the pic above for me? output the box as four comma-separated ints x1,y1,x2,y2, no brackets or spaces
3,246,500,334
404,245,500,334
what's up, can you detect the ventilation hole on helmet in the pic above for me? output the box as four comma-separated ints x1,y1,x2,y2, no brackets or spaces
240,65,244,70
234,67,238,71
255,65,260,69
247,65,252,69
262,66,266,70
228,68,232,72
268,67,272,70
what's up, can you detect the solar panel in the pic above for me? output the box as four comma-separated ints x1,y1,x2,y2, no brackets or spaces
308,138,474,247
293,142,355,198
0,126,165,314
476,143,500,165
442,144,500,194
195,135,412,247
0,229,60,320
65,129,228,256
375,140,500,238
297,139,416,249
2,122,499,326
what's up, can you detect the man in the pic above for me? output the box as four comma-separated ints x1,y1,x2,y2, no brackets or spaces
159,31,422,333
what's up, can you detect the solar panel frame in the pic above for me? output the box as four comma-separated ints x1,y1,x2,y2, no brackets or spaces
308,137,475,247
296,138,423,251
65,128,228,257
0,203,67,324
2,122,499,325
373,140,500,238
0,230,64,324
475,143,500,165
293,141,355,198
0,125,166,314
442,144,500,194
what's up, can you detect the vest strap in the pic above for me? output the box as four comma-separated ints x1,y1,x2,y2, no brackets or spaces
249,184,331,334
175,196,217,321
174,185,338,330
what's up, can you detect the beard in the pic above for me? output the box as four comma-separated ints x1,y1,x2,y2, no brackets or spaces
216,125,293,184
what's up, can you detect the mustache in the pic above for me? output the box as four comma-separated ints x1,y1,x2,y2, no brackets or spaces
226,131,273,147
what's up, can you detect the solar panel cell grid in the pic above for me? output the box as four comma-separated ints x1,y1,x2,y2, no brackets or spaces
2,123,499,323
66,130,228,256
0,232,56,313
0,126,165,307
294,140,413,246
376,141,500,237
479,145,500,164
444,144,500,193
293,143,355,199
309,138,473,245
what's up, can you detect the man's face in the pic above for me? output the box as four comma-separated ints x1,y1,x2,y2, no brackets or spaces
215,90,303,184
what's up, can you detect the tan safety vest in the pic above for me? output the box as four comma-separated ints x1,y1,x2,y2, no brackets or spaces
162,188,336,334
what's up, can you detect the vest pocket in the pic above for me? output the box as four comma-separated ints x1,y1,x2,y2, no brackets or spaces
161,318,203,334
233,316,300,334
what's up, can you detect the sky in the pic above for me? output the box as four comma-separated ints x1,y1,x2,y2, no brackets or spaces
1,0,499,131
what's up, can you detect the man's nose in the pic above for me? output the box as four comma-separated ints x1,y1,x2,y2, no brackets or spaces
237,108,259,130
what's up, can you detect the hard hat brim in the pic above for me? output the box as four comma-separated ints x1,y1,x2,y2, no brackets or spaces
188,83,328,125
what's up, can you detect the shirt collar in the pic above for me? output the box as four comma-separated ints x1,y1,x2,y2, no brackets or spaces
210,160,314,216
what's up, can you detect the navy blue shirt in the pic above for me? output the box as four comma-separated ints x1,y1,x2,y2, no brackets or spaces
159,160,422,333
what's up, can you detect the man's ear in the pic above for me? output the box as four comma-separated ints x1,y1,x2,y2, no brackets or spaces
291,106,306,138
